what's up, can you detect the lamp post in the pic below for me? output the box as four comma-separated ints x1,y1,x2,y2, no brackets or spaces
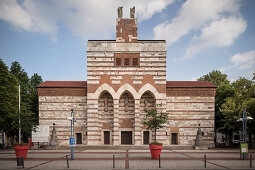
68,109,76,160
19,84,21,144
237,108,253,160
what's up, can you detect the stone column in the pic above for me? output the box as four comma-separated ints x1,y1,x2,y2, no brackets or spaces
134,99,142,145
112,99,120,145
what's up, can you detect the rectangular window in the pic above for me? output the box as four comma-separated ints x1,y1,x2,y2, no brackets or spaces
116,58,121,66
124,58,129,66
114,53,140,67
133,58,138,66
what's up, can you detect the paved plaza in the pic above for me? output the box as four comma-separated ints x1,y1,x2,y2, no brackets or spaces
0,148,254,169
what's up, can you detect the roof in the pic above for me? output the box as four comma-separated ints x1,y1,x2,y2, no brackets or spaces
37,81,216,88
166,81,216,88
87,40,165,42
37,81,87,88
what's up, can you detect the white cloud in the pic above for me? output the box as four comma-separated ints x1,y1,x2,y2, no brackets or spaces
183,17,246,60
220,50,255,77
154,0,240,44
0,0,174,40
0,1,33,31
153,0,247,60
230,50,255,70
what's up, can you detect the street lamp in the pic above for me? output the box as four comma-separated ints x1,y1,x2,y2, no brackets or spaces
237,108,253,160
68,109,76,160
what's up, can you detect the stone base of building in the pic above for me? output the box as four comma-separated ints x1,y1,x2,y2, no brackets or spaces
57,144,195,150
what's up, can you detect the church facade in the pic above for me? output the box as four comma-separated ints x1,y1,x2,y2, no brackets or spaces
37,8,216,147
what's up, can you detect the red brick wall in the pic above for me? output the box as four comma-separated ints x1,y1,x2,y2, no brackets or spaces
38,88,87,96
116,18,137,43
166,88,216,97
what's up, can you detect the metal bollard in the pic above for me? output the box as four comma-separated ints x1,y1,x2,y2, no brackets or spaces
159,154,161,168
250,154,252,168
113,154,115,168
17,156,24,168
66,155,69,168
204,154,206,168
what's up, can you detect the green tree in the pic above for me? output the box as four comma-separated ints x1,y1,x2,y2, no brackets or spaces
142,105,168,144
10,62,32,112
219,77,254,145
0,59,19,137
232,77,253,103
29,73,43,123
215,83,235,131
253,72,255,80
10,62,41,142
197,70,229,86
219,97,243,145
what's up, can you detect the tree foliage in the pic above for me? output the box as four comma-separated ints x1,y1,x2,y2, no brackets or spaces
0,59,43,142
198,70,255,145
197,70,229,86
142,105,168,143
0,59,19,137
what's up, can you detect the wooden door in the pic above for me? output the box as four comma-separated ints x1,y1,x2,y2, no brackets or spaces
76,133,82,144
171,133,178,144
143,131,149,144
104,131,110,144
121,131,132,145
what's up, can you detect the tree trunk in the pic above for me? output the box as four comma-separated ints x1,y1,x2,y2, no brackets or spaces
154,127,156,143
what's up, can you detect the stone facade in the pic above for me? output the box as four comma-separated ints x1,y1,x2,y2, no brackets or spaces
38,86,87,145
37,12,216,147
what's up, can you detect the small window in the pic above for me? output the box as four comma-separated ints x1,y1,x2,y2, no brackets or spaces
116,58,121,66
133,58,138,66
124,58,129,66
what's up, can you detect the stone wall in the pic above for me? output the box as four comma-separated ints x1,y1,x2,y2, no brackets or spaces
38,88,87,145
86,40,167,145
166,87,216,148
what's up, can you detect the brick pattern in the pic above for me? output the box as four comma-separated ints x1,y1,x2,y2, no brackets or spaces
86,40,167,145
116,18,137,43
38,88,86,96
166,95,215,148
38,15,216,148
39,96,87,145
166,88,216,97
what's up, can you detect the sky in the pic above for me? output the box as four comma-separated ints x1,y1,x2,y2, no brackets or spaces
0,0,254,82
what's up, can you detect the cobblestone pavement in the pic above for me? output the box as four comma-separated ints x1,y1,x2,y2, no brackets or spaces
0,149,254,169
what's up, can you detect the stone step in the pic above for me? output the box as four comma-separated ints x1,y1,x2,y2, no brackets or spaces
59,145,194,150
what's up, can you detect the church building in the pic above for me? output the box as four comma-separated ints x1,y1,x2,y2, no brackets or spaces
37,7,216,148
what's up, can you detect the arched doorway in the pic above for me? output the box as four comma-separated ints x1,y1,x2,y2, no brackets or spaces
119,91,135,145
140,91,156,144
98,91,114,144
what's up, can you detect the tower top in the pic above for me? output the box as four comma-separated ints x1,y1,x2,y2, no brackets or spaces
116,6,137,42
117,6,135,19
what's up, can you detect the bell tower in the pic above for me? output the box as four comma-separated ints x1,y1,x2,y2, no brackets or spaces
116,6,137,42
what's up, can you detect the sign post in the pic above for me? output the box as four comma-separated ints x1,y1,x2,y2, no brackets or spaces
69,137,76,147
68,109,76,160
241,143,248,160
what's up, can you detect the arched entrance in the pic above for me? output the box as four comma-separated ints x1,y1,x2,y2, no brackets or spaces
140,91,156,144
98,91,114,144
119,91,135,145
